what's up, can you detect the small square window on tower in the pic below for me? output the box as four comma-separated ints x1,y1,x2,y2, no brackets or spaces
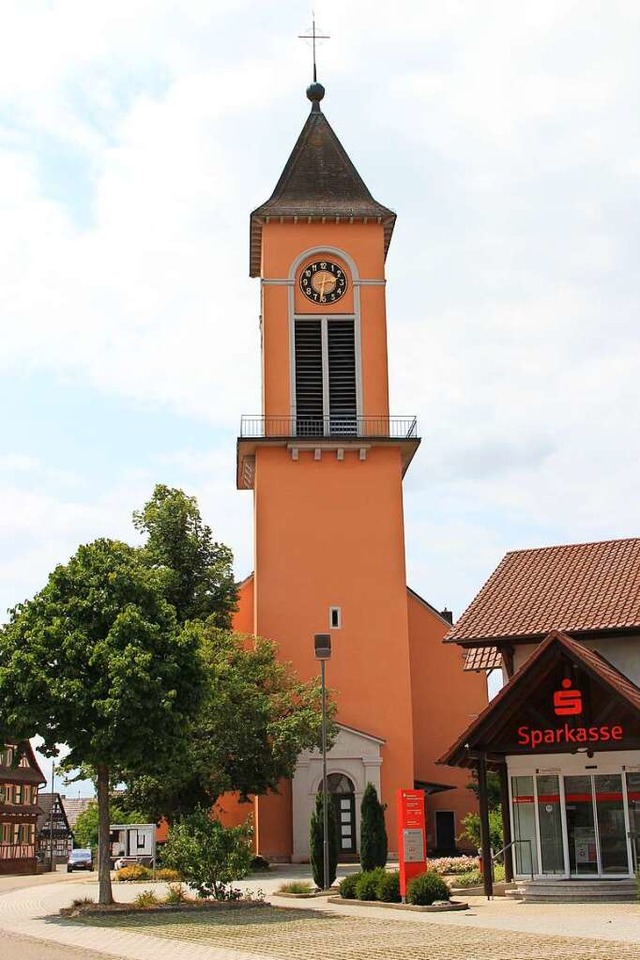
330,606,342,629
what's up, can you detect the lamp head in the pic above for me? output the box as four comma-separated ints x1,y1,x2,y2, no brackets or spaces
314,634,332,660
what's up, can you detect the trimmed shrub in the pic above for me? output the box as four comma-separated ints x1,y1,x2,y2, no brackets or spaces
355,867,386,902
156,868,182,882
407,870,450,906
116,864,153,882
250,855,271,872
377,870,401,903
309,792,338,889
338,872,361,899
360,783,387,871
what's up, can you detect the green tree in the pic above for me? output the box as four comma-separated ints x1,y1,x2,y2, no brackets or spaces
134,484,237,628
123,625,334,822
466,770,502,810
459,809,503,852
309,791,338,889
161,808,252,899
73,801,146,850
359,782,387,871
0,539,204,904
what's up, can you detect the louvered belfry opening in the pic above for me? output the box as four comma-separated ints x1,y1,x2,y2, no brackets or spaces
327,320,357,433
294,318,357,436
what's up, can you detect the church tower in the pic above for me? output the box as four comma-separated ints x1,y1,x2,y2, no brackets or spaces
235,82,483,862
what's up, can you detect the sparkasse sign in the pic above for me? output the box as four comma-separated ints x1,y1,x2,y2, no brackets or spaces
516,678,625,750
517,722,624,749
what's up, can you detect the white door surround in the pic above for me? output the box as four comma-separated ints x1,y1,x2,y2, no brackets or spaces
291,724,384,862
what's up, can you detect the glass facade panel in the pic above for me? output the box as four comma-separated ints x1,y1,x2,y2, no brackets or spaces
536,775,564,875
565,776,598,875
595,774,627,874
626,772,640,873
511,776,537,874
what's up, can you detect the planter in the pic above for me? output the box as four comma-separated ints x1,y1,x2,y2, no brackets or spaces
449,882,512,897
327,897,469,912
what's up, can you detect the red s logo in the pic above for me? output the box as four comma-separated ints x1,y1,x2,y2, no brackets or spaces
553,678,582,716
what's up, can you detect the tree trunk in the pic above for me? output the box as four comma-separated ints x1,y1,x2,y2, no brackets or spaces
96,763,113,905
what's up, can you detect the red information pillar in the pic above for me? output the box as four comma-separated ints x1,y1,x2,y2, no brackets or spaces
396,788,427,898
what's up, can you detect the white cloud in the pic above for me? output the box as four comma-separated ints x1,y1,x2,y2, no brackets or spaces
0,0,638,627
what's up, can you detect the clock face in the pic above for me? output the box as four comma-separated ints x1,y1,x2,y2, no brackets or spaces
299,260,348,304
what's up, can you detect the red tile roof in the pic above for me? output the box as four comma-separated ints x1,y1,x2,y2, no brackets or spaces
447,538,640,644
463,646,503,671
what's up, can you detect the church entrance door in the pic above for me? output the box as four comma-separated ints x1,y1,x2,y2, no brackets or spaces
325,773,357,855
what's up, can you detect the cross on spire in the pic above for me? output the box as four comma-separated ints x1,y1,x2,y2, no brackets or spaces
298,15,330,83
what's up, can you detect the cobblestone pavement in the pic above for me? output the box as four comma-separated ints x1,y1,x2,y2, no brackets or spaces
0,870,638,960
74,905,640,960
3,929,125,960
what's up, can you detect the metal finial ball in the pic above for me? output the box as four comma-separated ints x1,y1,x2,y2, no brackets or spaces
306,82,325,103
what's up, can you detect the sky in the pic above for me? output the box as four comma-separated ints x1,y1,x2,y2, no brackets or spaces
1,1,639,792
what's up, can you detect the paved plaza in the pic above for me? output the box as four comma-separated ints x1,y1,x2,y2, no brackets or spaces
0,867,638,960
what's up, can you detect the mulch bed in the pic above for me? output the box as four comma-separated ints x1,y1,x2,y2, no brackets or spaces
60,898,271,919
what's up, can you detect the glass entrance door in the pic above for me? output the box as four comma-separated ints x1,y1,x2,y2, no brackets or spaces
565,774,629,877
511,771,633,879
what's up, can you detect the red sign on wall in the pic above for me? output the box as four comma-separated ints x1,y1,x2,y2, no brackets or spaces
553,679,583,716
396,788,426,897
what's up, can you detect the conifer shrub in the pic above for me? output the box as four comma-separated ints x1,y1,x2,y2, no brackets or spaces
406,870,450,906
309,792,338,889
359,783,387,871
377,869,401,903
338,872,361,899
354,867,386,901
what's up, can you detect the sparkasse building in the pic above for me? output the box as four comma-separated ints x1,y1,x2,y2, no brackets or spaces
441,537,640,898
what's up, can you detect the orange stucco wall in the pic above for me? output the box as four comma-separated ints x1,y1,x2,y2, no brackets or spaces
406,590,488,852
232,575,255,636
253,442,414,856
234,204,488,862
260,221,390,422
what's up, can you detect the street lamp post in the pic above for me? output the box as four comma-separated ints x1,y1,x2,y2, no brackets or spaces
314,633,332,890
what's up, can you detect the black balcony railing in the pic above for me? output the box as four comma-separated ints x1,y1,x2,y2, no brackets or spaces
240,415,418,440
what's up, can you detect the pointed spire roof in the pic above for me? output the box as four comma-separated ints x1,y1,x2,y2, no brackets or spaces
250,84,396,276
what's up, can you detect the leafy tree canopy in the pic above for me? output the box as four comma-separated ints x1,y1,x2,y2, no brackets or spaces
134,484,237,628
466,770,502,811
73,800,147,850
0,537,205,902
122,624,336,822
